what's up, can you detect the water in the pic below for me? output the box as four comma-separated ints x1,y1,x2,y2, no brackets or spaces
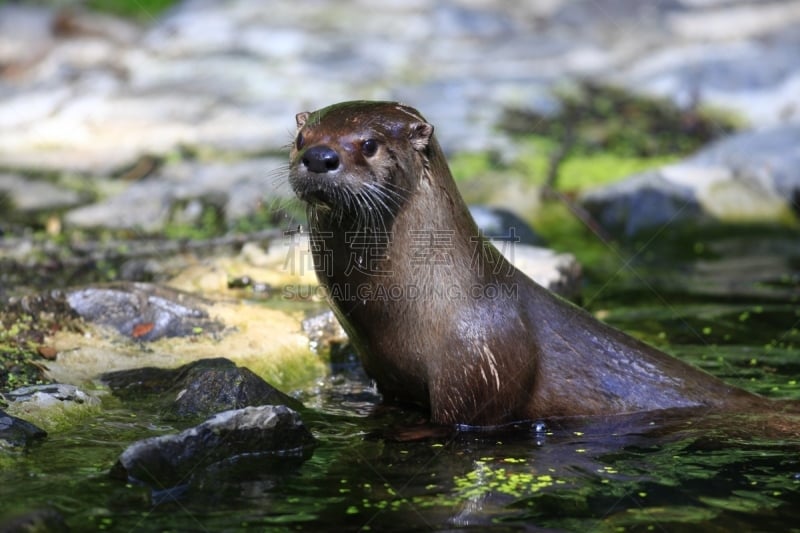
1,229,799,531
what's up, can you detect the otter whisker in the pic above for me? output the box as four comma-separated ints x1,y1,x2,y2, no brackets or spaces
361,190,392,236
355,186,394,236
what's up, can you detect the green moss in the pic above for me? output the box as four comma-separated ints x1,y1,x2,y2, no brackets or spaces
451,135,678,197
85,0,176,20
557,153,676,191
239,347,327,394
0,317,51,392
493,82,742,194
449,152,498,182
529,201,613,269
5,397,103,434
505,82,740,158
162,201,226,240
0,296,85,392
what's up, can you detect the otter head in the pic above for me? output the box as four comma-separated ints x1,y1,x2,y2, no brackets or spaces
289,101,434,230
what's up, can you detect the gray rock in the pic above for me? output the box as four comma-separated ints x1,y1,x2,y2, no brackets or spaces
50,8,143,46
617,23,800,126
102,357,303,419
110,405,315,488
0,409,47,448
0,5,56,69
65,282,224,341
63,183,171,232
64,157,288,231
0,87,73,131
4,384,99,408
507,244,582,302
580,125,800,236
0,173,84,214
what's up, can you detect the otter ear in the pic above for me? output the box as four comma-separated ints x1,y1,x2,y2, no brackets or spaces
409,122,434,151
296,112,310,129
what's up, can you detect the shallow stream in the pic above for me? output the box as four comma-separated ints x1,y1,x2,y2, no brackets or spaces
2,229,799,531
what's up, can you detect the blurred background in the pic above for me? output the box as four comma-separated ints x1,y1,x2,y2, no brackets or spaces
1,0,798,250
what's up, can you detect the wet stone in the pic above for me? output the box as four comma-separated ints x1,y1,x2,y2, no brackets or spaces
65,282,224,341
109,405,315,489
102,357,303,420
4,384,99,408
0,409,47,448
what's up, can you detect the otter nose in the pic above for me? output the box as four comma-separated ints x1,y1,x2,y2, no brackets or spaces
302,145,340,173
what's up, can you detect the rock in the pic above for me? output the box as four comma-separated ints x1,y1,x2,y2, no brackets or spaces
41,286,319,391
580,125,800,236
2,384,101,433
580,171,706,237
65,282,224,341
507,244,582,301
3,0,800,231
102,357,303,419
63,156,289,232
617,24,800,126
0,0,796,181
109,405,315,488
4,384,98,407
51,8,143,45
0,508,68,533
469,205,545,246
0,409,46,448
463,221,582,299
0,173,84,215
0,5,56,71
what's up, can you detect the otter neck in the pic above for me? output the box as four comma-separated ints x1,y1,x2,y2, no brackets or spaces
308,141,506,296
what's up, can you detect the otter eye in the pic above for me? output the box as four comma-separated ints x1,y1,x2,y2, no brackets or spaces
361,139,378,157
296,132,305,150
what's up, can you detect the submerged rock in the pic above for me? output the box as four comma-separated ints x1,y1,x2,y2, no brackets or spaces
110,405,315,489
0,508,68,533
0,409,46,448
102,357,303,419
580,125,800,236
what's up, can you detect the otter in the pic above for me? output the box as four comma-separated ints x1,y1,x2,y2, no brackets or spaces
288,100,770,427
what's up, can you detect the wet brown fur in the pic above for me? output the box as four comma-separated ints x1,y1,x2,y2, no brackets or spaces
289,100,775,426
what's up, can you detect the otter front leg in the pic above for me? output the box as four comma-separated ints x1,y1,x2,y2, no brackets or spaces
427,347,525,426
